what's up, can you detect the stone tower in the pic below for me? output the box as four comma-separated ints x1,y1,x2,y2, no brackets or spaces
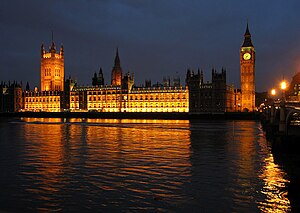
40,35,64,91
92,67,105,86
111,48,123,86
240,23,255,112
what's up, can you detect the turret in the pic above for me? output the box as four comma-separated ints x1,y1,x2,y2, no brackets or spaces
41,43,45,57
25,82,30,92
186,69,191,86
60,44,64,57
50,41,56,54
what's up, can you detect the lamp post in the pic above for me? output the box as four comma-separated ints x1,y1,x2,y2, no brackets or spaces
270,88,276,124
270,88,276,105
271,88,276,96
279,80,287,133
280,81,287,102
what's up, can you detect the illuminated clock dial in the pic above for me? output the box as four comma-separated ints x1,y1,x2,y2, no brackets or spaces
243,53,251,60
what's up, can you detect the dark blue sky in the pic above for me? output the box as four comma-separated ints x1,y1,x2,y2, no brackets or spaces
1,0,300,92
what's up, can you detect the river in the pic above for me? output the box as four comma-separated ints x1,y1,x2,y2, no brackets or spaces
0,118,296,212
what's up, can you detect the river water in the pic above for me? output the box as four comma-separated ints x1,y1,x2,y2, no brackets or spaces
0,118,295,212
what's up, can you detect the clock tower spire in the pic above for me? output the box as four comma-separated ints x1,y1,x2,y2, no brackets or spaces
240,22,255,112
242,22,253,47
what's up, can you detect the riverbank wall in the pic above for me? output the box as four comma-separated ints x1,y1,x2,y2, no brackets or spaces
0,112,260,120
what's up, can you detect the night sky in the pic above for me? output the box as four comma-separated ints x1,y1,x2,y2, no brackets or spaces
1,0,300,92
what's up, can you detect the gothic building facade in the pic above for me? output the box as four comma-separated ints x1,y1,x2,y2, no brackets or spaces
0,81,23,112
23,37,65,112
70,49,188,112
186,68,228,113
5,24,257,113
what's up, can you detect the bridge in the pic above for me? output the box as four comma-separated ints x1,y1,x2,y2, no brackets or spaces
261,100,300,152
262,100,300,137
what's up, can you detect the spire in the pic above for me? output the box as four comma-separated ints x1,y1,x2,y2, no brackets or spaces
60,43,64,56
25,82,30,92
245,21,250,36
242,22,254,47
114,48,121,68
50,30,56,52
111,48,123,86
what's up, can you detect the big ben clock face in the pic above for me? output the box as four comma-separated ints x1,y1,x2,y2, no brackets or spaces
243,53,251,60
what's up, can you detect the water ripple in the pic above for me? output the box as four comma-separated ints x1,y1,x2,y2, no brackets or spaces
0,118,293,212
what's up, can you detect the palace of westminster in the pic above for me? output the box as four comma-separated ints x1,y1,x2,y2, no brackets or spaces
1,24,260,113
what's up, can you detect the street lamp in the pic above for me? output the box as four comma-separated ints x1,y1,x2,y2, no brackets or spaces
280,80,287,102
280,81,287,90
271,88,276,96
269,88,276,106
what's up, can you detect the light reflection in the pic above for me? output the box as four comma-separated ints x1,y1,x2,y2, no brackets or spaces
16,118,292,211
224,121,259,211
22,117,65,210
258,154,290,212
20,118,192,209
256,125,291,212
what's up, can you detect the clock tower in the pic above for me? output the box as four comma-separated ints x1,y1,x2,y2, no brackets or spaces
240,23,255,112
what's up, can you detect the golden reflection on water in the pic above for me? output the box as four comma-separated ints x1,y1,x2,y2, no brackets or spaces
21,117,65,205
257,146,291,212
226,121,291,212
258,154,290,213
18,118,292,211
21,118,192,208
256,126,291,213
233,121,257,188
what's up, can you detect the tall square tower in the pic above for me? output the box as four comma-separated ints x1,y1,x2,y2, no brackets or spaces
40,38,64,91
240,23,255,112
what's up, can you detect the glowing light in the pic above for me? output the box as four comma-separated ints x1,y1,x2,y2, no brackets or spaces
280,81,287,90
271,89,276,96
70,86,189,113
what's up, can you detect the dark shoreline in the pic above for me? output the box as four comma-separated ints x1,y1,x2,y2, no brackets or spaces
0,112,260,120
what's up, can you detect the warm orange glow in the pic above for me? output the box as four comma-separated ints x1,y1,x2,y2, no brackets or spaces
70,86,189,113
23,118,65,193
258,155,290,212
21,118,192,199
23,91,61,112
240,46,255,112
271,89,276,96
280,81,287,90
41,49,64,92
